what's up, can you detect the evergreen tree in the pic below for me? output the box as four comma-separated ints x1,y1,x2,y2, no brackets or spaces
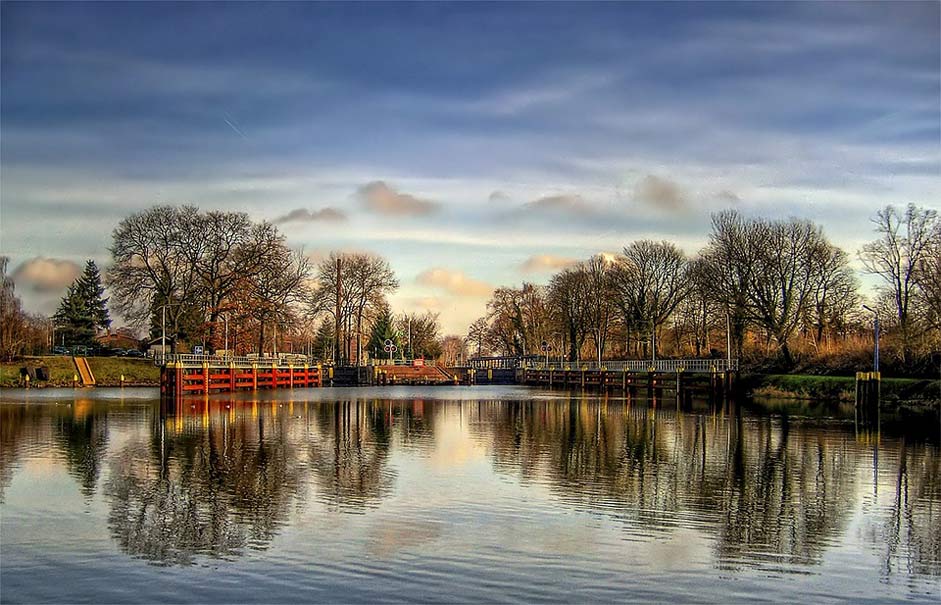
54,284,96,346
367,307,399,361
54,260,112,347
77,261,111,331
311,319,335,362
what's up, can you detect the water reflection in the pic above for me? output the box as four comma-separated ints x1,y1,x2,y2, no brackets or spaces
305,399,395,512
0,390,938,582
105,399,304,565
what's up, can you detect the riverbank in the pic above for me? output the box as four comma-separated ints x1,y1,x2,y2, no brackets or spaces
0,356,160,387
742,373,940,412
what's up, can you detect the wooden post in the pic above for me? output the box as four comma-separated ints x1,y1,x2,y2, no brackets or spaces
252,363,258,391
230,362,236,392
203,362,209,394
175,363,183,399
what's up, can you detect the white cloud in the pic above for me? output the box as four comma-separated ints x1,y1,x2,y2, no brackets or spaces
520,254,578,273
415,268,493,297
356,181,439,216
12,257,81,294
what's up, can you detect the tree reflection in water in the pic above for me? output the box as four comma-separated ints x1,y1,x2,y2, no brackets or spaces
306,399,396,513
54,399,109,500
479,394,937,573
1,392,937,578
105,398,304,565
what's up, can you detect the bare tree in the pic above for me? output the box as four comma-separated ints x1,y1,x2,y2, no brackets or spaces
107,205,202,352
548,267,590,362
807,241,858,353
438,335,466,366
860,204,938,363
235,238,310,355
466,317,490,358
485,283,550,357
1,257,28,360
187,211,258,349
913,220,941,334
611,240,689,358
583,255,617,363
309,252,397,365
747,218,823,365
398,311,442,359
699,210,757,360
673,258,720,357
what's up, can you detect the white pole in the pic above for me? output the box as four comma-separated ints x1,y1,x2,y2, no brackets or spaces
161,305,166,363
224,315,228,355
726,312,732,370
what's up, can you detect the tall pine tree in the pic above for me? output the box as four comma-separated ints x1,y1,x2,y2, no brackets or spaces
77,261,110,331
54,260,111,347
367,307,399,361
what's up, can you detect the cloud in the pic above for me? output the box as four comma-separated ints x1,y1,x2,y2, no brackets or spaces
522,193,593,215
715,189,741,204
488,190,511,203
416,268,493,297
12,257,81,294
356,181,439,217
520,254,578,273
274,207,347,224
633,175,687,211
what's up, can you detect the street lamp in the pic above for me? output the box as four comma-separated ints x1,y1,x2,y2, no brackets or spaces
862,305,879,373
222,313,229,357
157,302,182,364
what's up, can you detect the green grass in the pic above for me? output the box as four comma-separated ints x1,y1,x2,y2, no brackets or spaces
748,373,939,404
0,356,160,387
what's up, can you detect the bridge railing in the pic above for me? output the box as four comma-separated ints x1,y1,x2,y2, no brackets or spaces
156,354,319,369
468,355,539,369
520,359,739,373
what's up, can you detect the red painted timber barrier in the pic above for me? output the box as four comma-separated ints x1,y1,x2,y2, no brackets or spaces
160,362,322,397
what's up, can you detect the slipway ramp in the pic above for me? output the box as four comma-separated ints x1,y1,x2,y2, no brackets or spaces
73,357,96,386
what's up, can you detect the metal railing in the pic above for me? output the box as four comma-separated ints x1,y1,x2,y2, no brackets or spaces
156,353,440,369
520,358,738,373
156,353,320,369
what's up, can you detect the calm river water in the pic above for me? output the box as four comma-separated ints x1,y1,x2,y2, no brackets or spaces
1,386,939,603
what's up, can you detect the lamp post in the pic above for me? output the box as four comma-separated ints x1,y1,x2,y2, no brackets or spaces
223,314,229,357
158,302,182,365
862,305,879,373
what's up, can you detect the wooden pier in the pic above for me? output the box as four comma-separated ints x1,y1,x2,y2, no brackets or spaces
516,359,738,400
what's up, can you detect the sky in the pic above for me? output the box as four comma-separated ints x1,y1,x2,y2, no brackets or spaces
2,1,939,335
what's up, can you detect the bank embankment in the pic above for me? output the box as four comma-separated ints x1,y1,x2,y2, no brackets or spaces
0,356,160,388
741,373,940,413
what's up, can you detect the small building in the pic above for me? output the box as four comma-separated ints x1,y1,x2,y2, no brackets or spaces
97,328,141,351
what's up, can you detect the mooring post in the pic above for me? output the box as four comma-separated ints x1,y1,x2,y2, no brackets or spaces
175,363,183,399
676,369,683,408
203,361,209,394
252,363,258,391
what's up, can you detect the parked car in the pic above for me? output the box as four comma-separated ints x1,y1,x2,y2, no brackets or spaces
52,346,70,355
124,350,145,358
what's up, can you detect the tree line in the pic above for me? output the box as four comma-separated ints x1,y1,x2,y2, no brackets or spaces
2,203,938,374
468,204,939,375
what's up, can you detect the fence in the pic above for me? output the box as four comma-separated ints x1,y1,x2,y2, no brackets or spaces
519,358,739,373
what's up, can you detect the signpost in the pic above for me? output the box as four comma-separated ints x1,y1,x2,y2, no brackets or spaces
541,340,552,366
384,339,397,364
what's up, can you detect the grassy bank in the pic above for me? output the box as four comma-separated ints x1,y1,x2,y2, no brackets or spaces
0,356,160,387
743,373,940,410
